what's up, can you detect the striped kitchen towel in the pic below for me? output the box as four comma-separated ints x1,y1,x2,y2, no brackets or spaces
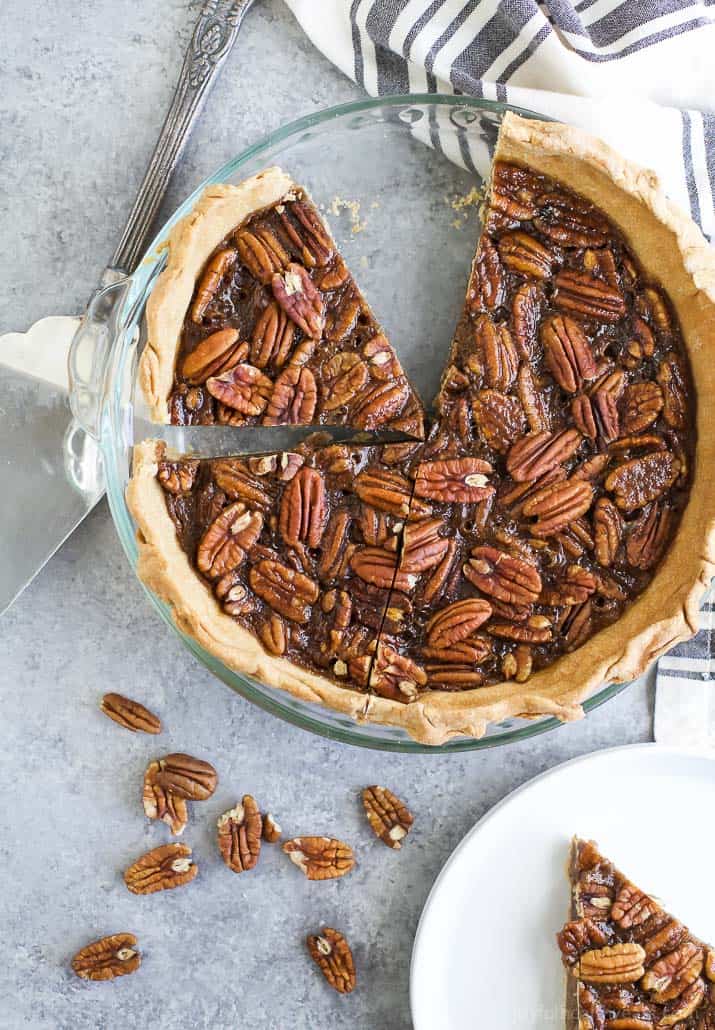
284,0,715,740
284,0,715,239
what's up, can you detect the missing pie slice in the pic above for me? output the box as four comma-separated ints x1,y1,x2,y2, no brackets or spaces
558,837,715,1028
127,113,715,744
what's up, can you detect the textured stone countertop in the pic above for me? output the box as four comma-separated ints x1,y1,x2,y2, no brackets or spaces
0,2,653,1028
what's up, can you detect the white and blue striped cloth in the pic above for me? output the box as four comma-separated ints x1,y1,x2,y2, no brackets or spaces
285,0,715,742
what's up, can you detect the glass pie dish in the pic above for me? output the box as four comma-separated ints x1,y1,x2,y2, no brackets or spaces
72,95,629,752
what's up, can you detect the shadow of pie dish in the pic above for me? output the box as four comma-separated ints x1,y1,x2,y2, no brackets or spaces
126,110,715,747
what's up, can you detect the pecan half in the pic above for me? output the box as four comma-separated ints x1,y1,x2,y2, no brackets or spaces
319,352,369,410
464,545,542,604
533,191,609,248
501,644,533,682
271,263,324,337
250,301,295,370
236,227,289,283
641,942,703,1003
154,753,218,801
623,315,655,368
206,363,273,416
424,662,484,689
216,573,256,617
263,365,317,425
491,162,539,221
318,510,352,581
471,235,504,310
425,598,492,648
638,286,673,336
259,613,287,655
658,978,707,1025
307,928,356,994
507,429,582,483
605,451,678,511
362,785,413,849
414,457,493,502
523,478,594,537
542,315,598,393
250,559,319,623
474,314,519,391
611,882,660,930
576,943,646,984
284,200,333,267
100,693,161,734
279,467,327,549
325,286,362,342
487,614,552,643
182,328,248,384
541,566,596,606
472,389,526,453
497,230,552,280
190,247,237,323
593,497,623,567
363,332,402,381
553,269,625,323
124,843,197,895
355,468,415,517
72,934,141,982
263,813,282,843
657,352,688,429
350,378,410,429
282,837,355,880
620,381,664,434
572,391,619,445
142,760,188,836
370,642,427,701
512,282,544,359
422,636,492,665
198,501,264,579
351,546,415,592
626,503,672,570
517,364,551,432
217,795,263,873
214,461,273,509
158,459,199,495
401,519,450,574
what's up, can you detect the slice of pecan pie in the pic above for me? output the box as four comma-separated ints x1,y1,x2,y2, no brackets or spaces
558,837,715,1028
139,167,424,437
128,114,715,744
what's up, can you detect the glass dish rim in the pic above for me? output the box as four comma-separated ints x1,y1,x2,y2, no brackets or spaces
102,93,630,754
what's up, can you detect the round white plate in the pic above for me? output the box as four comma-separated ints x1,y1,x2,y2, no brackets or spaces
410,744,715,1029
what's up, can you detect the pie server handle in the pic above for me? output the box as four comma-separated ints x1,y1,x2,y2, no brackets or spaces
68,0,258,440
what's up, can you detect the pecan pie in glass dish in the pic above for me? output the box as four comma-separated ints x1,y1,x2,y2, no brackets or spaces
558,837,715,1028
128,112,715,746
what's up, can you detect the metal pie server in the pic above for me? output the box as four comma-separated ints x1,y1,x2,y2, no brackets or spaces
0,0,257,616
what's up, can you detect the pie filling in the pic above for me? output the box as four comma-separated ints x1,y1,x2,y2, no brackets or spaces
167,185,424,438
150,159,695,703
558,838,715,1028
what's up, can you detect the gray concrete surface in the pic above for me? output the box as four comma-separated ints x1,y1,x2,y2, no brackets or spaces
0,2,654,1027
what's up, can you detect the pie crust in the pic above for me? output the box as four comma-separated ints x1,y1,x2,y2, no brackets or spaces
127,114,715,745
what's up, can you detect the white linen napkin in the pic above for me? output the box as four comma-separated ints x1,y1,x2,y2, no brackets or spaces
284,0,715,743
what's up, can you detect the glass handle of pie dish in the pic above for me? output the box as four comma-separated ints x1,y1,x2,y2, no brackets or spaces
68,277,130,440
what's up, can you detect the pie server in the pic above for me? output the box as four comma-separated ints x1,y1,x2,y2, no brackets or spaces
0,0,257,617
148,423,419,461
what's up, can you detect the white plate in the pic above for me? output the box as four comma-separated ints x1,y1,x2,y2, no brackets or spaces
410,744,715,1029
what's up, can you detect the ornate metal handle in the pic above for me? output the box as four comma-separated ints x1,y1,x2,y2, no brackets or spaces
108,0,257,278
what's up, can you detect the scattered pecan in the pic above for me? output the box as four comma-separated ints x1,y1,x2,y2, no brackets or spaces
605,451,679,511
271,263,324,337
154,753,218,801
319,352,369,410
370,642,427,702
197,501,263,579
542,315,598,393
571,391,619,444
279,467,327,549
474,314,519,391
100,693,161,734
250,301,295,369
523,478,594,537
282,837,355,880
124,843,197,895
142,760,188,836
249,559,319,623
307,928,356,994
657,352,688,429
425,598,492,648
471,235,504,310
206,363,273,416
190,247,237,323
182,328,248,384
350,378,410,429
401,519,450,574
497,230,552,280
507,428,582,482
472,389,526,453
414,456,493,503
217,795,263,873
641,941,704,1003
72,933,141,982
362,785,413,849
236,226,288,283
626,503,672,569
593,498,623,567
262,813,282,843
553,269,625,323
263,365,318,425
464,545,542,604
577,943,646,984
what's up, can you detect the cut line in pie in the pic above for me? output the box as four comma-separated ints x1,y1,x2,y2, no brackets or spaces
127,112,715,745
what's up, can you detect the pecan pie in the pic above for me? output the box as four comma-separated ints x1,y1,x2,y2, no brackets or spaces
139,167,424,438
558,837,715,1028
128,113,715,744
